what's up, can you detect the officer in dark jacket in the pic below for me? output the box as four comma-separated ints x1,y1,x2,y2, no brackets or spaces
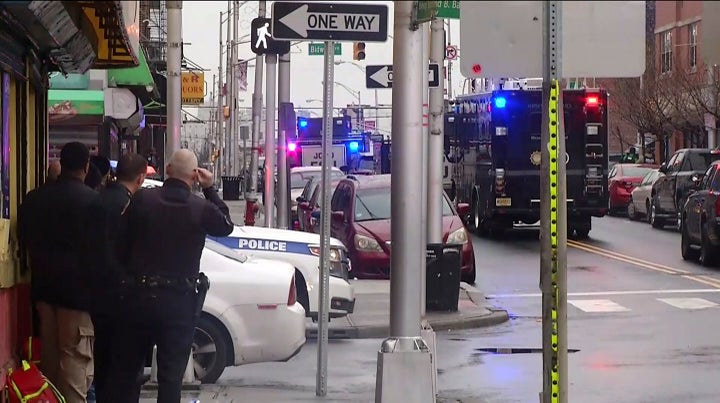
106,149,233,403
19,141,98,402
86,153,148,403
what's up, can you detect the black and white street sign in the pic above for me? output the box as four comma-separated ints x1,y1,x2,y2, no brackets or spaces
251,17,290,55
271,2,389,42
366,64,440,89
445,45,458,61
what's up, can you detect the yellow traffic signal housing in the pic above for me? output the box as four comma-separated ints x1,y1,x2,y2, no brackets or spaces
353,42,366,61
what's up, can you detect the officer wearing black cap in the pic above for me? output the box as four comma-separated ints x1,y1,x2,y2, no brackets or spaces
106,149,233,403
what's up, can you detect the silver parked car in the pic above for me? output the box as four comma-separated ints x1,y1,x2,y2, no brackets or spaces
627,168,664,221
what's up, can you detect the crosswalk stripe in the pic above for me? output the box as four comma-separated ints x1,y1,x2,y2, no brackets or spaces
656,297,719,310
568,299,631,313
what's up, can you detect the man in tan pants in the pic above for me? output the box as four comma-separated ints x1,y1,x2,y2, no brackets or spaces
20,142,98,402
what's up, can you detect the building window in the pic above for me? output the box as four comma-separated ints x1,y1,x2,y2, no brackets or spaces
662,30,673,73
689,23,698,69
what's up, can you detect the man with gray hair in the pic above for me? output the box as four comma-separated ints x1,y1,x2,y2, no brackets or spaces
106,149,233,402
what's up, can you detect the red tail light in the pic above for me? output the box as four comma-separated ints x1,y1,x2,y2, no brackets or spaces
288,275,297,306
586,96,599,106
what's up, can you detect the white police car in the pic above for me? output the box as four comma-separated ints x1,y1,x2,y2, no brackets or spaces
209,226,355,320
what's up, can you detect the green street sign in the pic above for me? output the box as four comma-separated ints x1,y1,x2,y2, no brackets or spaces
308,42,342,56
415,1,460,23
436,1,460,19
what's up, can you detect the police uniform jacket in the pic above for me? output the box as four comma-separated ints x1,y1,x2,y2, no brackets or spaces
19,175,99,311
121,178,234,280
86,182,133,313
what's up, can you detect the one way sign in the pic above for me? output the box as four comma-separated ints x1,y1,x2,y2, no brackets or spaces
271,2,389,42
366,64,440,89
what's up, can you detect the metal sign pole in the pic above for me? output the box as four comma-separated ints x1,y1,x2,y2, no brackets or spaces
264,54,277,228
540,1,568,402
316,40,334,397
277,52,291,229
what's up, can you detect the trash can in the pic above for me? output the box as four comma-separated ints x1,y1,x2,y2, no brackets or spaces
221,176,241,200
425,243,462,312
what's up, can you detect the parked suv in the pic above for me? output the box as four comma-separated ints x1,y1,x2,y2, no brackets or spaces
320,174,476,283
650,149,720,229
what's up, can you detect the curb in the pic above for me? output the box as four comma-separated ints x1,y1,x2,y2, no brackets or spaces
305,308,510,340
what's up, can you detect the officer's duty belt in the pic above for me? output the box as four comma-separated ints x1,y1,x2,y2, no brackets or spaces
123,275,197,292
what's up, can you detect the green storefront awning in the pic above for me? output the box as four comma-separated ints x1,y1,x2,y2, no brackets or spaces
106,47,154,87
48,89,104,115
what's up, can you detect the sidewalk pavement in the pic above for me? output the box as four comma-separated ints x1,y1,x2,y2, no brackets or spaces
310,280,508,339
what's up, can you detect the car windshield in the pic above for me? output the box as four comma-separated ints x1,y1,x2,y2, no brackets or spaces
622,166,654,178
354,188,455,222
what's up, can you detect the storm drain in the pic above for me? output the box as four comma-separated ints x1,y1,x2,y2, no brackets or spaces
474,347,580,354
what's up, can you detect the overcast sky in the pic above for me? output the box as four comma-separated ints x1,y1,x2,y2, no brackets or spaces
182,1,464,123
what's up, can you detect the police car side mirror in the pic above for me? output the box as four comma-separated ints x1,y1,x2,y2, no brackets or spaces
296,196,306,203
658,163,668,174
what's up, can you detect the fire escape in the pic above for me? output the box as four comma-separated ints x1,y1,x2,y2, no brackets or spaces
140,0,167,73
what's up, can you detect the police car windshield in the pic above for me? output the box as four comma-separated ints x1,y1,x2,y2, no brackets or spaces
354,188,455,222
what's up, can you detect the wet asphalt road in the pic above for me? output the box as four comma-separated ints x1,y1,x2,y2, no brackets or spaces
213,215,720,402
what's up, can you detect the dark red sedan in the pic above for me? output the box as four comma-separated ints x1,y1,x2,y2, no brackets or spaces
317,174,476,284
608,163,659,214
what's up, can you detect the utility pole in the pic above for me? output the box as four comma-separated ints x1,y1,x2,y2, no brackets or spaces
217,11,225,178
264,53,278,228
375,2,433,401
427,18,445,243
277,51,291,229
223,1,232,176
229,0,239,178
540,2,568,402
246,0,266,226
165,1,182,156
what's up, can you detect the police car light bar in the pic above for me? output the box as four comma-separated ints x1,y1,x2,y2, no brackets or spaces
349,141,359,152
288,142,297,152
494,97,507,109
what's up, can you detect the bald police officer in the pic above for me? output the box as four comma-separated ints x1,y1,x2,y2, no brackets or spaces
106,149,233,403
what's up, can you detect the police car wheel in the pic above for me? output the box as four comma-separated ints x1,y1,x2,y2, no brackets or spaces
193,315,230,384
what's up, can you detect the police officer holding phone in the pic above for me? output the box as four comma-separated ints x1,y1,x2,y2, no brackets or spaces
106,149,233,403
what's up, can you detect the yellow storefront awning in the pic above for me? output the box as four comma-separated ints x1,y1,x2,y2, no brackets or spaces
77,1,141,69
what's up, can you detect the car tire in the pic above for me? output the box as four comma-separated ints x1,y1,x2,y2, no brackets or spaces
646,200,652,224
681,218,700,261
607,197,614,216
193,315,230,384
627,202,637,220
650,198,664,229
699,221,718,267
461,263,476,285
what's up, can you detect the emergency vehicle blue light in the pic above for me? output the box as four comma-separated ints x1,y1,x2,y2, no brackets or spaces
349,141,359,152
298,119,308,128
494,97,507,109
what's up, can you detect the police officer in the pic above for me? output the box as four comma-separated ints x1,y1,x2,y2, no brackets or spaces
19,141,98,403
106,149,233,403
86,154,148,403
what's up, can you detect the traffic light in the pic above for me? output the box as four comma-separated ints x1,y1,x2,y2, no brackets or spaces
353,42,366,61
